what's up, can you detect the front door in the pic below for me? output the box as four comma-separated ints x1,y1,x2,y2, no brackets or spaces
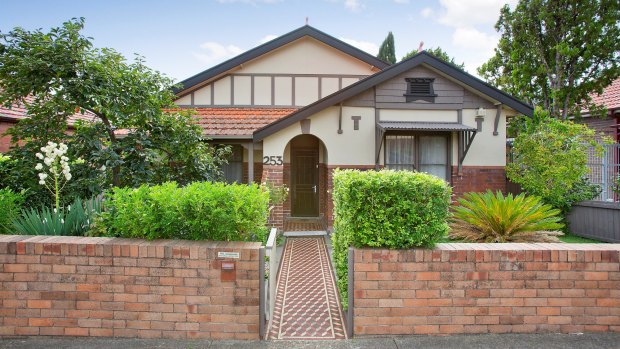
292,149,319,216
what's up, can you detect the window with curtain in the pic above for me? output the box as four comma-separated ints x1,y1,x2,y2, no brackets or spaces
221,145,243,184
385,134,449,181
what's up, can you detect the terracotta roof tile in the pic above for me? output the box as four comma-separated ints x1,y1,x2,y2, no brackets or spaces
0,96,97,125
168,107,297,136
591,78,620,111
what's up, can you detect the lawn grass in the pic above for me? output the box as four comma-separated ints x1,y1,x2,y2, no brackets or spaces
559,232,605,243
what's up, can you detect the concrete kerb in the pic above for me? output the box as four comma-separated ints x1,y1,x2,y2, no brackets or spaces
3,333,620,349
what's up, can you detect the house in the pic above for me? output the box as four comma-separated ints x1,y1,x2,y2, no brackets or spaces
0,96,96,153
173,25,534,229
578,78,620,201
580,78,620,143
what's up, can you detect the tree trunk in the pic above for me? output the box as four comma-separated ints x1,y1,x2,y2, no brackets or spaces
97,113,122,187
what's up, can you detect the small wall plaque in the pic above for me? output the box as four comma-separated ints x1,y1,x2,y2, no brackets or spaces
218,251,240,259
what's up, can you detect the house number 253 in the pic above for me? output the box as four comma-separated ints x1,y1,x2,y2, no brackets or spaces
263,156,283,165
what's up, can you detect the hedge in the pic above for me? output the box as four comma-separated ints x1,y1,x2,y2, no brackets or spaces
331,169,451,308
99,181,269,242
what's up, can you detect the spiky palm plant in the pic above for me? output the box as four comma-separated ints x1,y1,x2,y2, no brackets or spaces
449,191,564,243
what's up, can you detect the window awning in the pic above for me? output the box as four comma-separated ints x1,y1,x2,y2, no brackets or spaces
377,121,476,132
375,121,478,171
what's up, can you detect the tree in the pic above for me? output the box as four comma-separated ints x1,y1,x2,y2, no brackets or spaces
377,31,396,64
478,0,620,119
0,18,229,197
402,47,465,70
507,108,607,218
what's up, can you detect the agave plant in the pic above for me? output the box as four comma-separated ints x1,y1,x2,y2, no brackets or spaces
449,191,564,243
12,196,103,236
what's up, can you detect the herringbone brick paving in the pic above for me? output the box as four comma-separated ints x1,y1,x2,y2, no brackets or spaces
268,237,346,340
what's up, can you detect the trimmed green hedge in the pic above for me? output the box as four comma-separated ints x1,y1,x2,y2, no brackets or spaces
331,169,451,308
0,188,25,234
99,181,269,242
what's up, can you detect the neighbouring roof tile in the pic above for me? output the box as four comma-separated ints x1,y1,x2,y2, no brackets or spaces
0,96,97,125
591,78,620,111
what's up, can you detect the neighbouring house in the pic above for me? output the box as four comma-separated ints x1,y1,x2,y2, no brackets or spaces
578,78,620,201
580,78,620,143
173,25,533,229
0,96,96,153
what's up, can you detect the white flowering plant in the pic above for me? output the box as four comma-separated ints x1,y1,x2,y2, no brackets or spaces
35,141,72,211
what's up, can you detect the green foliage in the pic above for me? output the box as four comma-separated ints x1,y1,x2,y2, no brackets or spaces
12,196,102,236
612,174,620,197
331,169,451,308
450,191,564,243
377,32,396,64
0,188,25,234
99,182,269,242
477,0,620,119
507,108,606,216
262,181,289,206
402,47,466,70
0,18,228,202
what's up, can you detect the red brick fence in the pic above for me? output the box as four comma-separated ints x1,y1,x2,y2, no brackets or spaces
0,235,262,340
350,243,620,336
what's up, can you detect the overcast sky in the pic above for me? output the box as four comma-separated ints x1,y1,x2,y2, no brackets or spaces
1,0,516,82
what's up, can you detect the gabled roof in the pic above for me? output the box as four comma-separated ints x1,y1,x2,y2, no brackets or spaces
253,51,534,141
173,25,390,96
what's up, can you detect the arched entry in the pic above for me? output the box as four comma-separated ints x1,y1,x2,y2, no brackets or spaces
288,134,326,217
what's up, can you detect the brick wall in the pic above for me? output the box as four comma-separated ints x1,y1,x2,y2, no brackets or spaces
451,166,506,198
242,161,263,184
0,121,16,153
353,243,620,336
0,235,261,340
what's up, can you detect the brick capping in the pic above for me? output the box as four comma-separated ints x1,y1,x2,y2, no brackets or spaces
0,235,261,340
352,243,620,336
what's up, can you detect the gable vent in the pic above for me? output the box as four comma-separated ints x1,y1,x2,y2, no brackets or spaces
404,78,437,103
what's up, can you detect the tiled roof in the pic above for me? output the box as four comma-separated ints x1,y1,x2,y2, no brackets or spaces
0,96,97,125
591,78,620,110
176,108,298,136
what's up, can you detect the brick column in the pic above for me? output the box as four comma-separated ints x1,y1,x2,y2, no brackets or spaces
262,165,285,230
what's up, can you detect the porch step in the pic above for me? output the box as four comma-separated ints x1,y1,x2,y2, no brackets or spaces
284,217,326,232
284,231,326,237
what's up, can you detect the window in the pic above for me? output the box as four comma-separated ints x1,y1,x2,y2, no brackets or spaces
221,145,243,183
385,134,449,181
404,78,437,103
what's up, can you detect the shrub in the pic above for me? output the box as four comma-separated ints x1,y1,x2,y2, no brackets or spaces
507,108,609,216
331,169,451,308
449,191,564,243
12,196,102,236
0,188,25,234
100,181,269,242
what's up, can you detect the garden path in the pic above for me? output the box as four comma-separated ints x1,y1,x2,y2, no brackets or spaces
267,236,346,340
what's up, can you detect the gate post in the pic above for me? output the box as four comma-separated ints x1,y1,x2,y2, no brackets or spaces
347,247,354,338
259,246,265,339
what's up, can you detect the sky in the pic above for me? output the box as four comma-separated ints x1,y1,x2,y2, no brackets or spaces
1,0,517,82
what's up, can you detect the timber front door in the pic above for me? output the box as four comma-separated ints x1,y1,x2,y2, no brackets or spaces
292,148,319,216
